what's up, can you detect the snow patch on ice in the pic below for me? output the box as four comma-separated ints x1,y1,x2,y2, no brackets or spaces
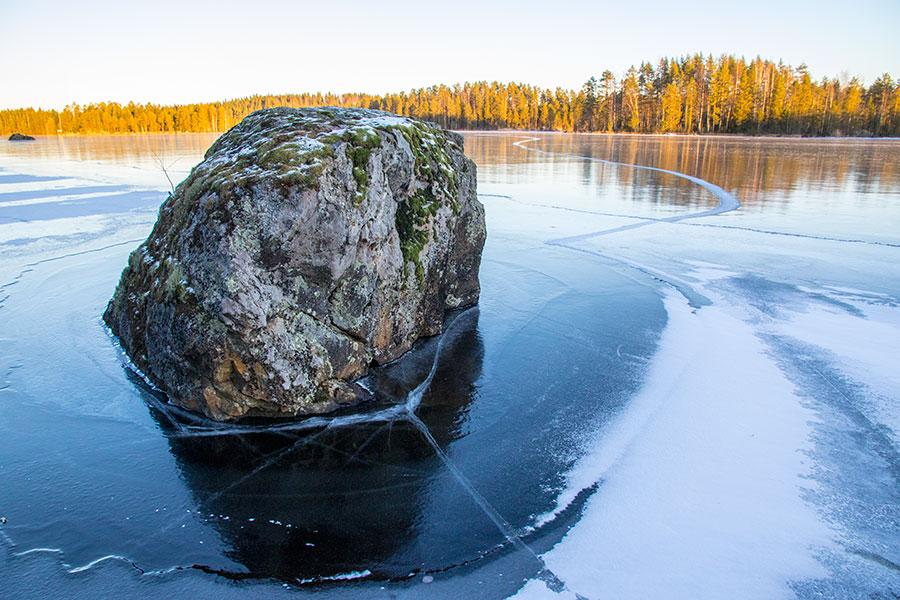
297,569,372,584
778,303,900,445
0,190,133,208
0,177,89,195
0,214,111,243
517,289,835,599
68,554,133,574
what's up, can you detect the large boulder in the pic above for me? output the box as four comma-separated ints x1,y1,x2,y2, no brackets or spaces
104,107,485,421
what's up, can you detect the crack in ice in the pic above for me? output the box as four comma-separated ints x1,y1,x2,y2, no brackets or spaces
509,136,741,246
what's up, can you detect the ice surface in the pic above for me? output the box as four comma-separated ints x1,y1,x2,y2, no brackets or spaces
2,133,899,598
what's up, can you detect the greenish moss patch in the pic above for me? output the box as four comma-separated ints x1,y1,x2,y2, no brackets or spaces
388,123,460,212
340,128,381,203
396,187,441,286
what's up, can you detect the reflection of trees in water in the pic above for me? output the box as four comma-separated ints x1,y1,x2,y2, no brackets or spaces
0,133,220,169
142,310,484,581
464,132,900,207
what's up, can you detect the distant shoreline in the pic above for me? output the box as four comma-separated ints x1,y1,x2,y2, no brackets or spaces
6,131,899,141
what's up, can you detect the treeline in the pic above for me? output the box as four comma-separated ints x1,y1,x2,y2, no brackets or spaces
2,54,898,137
574,55,899,136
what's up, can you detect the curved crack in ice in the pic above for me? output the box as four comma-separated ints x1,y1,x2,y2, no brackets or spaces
510,136,741,246
486,140,899,251
480,137,743,310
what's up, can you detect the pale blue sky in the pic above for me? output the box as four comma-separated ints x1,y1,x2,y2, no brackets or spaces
1,0,898,110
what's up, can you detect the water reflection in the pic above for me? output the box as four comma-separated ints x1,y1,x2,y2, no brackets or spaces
464,132,900,242
0,134,220,170
142,310,484,581
5,132,898,202
6,132,897,220
465,132,900,197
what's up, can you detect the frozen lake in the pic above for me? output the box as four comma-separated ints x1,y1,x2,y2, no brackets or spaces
1,132,899,599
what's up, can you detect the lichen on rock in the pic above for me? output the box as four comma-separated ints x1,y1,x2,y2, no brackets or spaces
104,107,485,421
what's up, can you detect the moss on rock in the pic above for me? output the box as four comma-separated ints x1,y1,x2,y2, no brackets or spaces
341,129,382,202
395,187,441,282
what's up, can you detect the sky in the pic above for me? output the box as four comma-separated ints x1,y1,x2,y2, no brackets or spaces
1,0,898,111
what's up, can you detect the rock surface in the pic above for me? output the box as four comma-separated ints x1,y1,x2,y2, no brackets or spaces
104,107,485,421
8,133,35,141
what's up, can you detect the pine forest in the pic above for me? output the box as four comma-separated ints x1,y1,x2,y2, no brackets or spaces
3,54,898,137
